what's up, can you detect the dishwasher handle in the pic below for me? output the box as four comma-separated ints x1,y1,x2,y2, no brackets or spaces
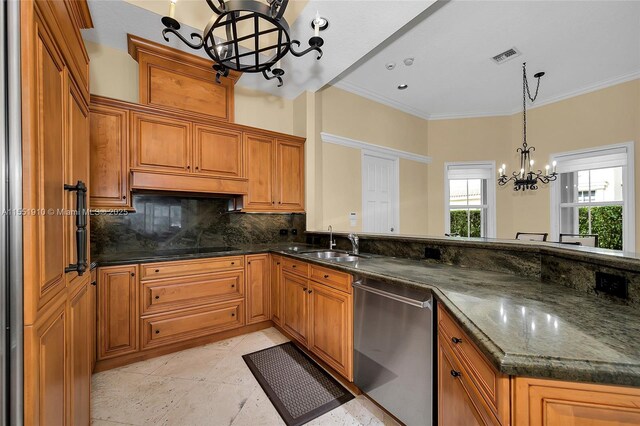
353,280,432,309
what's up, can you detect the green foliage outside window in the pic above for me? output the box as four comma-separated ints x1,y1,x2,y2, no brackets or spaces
578,205,623,250
450,209,482,237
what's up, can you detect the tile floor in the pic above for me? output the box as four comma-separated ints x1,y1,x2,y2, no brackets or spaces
91,327,399,426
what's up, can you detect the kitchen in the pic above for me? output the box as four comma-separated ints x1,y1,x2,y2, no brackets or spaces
2,0,640,425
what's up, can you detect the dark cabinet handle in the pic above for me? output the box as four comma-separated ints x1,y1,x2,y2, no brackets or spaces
231,262,235,265
231,284,235,288
278,201,281,204
155,269,160,273
131,272,135,277
303,287,307,291
187,165,191,170
122,195,126,200
195,166,199,171
451,337,463,344
91,281,97,286
64,180,87,276
308,290,312,294
155,330,160,334
450,370,461,378
248,261,251,265
292,265,296,268
276,262,280,265
155,295,160,300
272,201,275,204
231,312,235,317
324,274,329,279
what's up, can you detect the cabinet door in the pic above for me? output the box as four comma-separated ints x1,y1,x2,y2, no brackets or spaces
246,254,270,324
89,102,130,208
98,265,139,359
89,270,97,370
275,139,305,211
65,79,90,288
24,298,68,426
271,255,282,326
131,112,191,173
194,125,243,177
308,282,353,380
68,280,91,426
438,341,491,426
282,272,309,345
244,134,275,209
24,14,67,321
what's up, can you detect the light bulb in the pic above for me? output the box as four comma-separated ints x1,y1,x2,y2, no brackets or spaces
530,159,534,166
501,164,506,170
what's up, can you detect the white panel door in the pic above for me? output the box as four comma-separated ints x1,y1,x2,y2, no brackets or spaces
363,153,398,233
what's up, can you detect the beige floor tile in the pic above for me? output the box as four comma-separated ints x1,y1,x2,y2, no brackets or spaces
157,381,257,426
230,386,286,426
116,352,177,375
200,334,247,352
307,396,386,426
203,351,257,386
230,329,290,356
91,419,134,426
150,345,227,381
91,369,195,425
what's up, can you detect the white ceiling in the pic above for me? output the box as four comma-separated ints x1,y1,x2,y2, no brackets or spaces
334,0,640,119
81,0,438,99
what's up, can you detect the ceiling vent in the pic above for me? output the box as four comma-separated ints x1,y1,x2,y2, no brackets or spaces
491,47,521,64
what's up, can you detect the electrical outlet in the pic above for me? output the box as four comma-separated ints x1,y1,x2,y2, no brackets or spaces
279,229,288,236
424,247,441,261
595,271,628,299
291,229,298,236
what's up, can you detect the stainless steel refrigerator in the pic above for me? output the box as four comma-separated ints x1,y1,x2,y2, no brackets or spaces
2,0,24,424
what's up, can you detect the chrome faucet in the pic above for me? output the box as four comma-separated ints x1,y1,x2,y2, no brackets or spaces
328,225,336,250
348,233,359,255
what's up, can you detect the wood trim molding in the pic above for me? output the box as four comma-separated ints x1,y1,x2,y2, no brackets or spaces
127,34,241,83
67,0,94,29
321,132,432,164
90,95,306,143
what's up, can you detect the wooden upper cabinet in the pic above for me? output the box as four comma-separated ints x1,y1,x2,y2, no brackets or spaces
98,265,139,359
246,254,271,324
89,100,131,209
244,133,276,209
131,112,191,173
275,139,305,211
308,282,353,380
194,125,243,177
128,35,239,123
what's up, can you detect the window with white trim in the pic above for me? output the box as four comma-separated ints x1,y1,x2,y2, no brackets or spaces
445,163,496,238
551,143,635,251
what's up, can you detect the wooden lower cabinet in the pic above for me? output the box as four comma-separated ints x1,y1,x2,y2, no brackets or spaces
98,265,139,359
271,255,283,325
246,254,270,324
308,282,353,381
438,340,496,426
512,377,640,426
282,271,310,345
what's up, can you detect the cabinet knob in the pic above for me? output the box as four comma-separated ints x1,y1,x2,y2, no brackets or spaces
450,370,461,378
130,272,135,277
187,165,191,170
155,269,160,273
155,330,160,334
91,281,97,286
278,202,281,204
324,274,329,279
231,312,235,317
155,295,160,300
248,261,251,265
292,265,296,268
195,166,199,171
276,262,280,265
231,262,235,265
303,287,307,291
451,337,463,344
231,284,235,288
122,195,126,200
272,201,275,204
308,290,312,294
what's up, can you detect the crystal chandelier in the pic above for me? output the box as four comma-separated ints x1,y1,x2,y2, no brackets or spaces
161,0,328,87
498,63,557,191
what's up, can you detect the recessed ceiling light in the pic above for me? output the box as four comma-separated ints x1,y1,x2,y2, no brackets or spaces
397,84,408,90
385,62,396,70
403,57,414,66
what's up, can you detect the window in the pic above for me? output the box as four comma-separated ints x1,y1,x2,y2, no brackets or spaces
445,162,496,238
551,143,635,251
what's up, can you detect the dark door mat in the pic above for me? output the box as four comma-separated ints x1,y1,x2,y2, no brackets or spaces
242,342,355,426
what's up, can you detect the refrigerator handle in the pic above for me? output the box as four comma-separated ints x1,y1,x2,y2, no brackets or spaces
64,180,87,276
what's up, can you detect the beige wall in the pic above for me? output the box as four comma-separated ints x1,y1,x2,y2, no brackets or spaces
316,86,430,235
427,79,640,249
85,40,294,134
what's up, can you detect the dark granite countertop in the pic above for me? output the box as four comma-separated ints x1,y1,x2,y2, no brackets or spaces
93,245,640,388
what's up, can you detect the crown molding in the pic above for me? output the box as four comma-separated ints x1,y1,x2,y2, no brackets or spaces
332,81,432,120
334,71,640,121
321,132,431,164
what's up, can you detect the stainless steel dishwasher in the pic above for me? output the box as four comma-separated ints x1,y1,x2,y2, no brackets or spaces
353,278,434,426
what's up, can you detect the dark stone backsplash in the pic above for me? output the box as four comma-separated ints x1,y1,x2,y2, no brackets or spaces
91,194,305,257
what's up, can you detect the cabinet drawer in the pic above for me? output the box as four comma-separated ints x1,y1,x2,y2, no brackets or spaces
141,256,244,280
282,257,309,277
141,300,244,349
438,305,508,423
310,265,352,293
141,271,244,315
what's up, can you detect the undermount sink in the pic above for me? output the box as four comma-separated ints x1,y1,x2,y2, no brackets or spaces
331,256,360,262
302,250,351,259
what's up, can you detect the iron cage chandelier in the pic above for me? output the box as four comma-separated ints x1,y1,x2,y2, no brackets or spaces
161,0,328,87
498,62,557,191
